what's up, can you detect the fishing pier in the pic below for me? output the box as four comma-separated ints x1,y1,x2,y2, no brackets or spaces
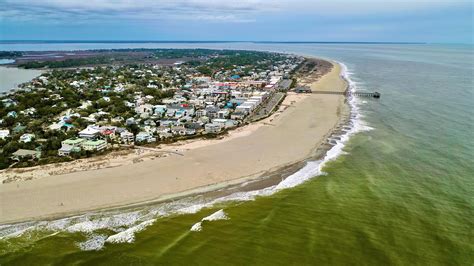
295,87,381,98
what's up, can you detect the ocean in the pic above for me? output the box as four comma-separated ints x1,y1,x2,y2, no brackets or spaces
0,43,472,265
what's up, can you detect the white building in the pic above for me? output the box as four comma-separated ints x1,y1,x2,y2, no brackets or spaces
19,133,35,143
0,129,10,139
120,131,135,143
136,131,156,143
205,123,222,134
79,126,100,140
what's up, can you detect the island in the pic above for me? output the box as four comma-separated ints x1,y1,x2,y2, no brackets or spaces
0,49,347,224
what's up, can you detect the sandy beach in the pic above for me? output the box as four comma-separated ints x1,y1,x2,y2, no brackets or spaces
0,61,348,224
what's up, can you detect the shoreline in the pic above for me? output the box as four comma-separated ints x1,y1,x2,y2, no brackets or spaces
0,59,349,225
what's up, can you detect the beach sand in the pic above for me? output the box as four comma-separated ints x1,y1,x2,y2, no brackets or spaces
0,62,347,224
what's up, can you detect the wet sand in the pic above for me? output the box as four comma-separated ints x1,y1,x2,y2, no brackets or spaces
0,61,347,224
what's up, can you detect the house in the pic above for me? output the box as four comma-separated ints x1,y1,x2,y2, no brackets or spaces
7,111,17,118
19,133,35,143
1,98,16,108
205,123,222,134
126,117,136,126
217,109,230,119
212,119,228,128
185,122,202,131
171,126,186,136
99,126,117,138
212,118,236,129
81,139,107,151
158,132,173,139
195,109,207,118
156,126,171,134
11,149,41,161
120,131,134,143
12,124,26,134
231,112,246,120
205,106,220,119
79,125,100,139
153,105,167,116
0,129,10,139
185,128,196,135
136,131,156,143
58,138,85,156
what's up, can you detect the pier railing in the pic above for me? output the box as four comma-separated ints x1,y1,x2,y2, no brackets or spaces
309,90,381,98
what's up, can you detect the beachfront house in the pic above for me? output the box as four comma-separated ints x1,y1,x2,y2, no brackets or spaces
171,126,187,136
231,112,246,120
81,139,107,152
204,123,222,134
136,131,156,143
120,131,135,144
58,138,85,156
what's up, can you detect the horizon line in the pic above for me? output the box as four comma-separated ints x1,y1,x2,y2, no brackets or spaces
0,40,431,45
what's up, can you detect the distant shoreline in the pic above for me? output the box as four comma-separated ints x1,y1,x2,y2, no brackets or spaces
0,40,427,44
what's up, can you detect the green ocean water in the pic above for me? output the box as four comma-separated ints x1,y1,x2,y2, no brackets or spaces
0,44,473,265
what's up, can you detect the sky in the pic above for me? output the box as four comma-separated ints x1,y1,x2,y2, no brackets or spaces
0,0,472,43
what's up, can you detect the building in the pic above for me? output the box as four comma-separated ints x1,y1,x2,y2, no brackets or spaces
81,139,107,151
136,131,156,143
78,126,100,139
205,123,222,134
171,126,187,136
58,138,85,156
11,149,41,161
19,133,35,143
217,109,230,119
120,131,134,144
0,129,10,139
231,112,246,120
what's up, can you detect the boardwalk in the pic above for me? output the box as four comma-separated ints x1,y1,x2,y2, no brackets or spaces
121,144,184,156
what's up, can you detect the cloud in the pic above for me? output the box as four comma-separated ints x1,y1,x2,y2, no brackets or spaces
0,0,276,23
0,0,470,23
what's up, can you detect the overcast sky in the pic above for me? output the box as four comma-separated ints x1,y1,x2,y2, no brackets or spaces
0,0,472,43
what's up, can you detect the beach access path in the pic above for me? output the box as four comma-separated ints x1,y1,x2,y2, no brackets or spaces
0,62,347,224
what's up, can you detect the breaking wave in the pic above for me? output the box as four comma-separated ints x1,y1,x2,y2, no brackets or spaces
190,209,229,232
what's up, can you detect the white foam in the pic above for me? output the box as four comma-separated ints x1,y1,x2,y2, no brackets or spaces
190,209,229,232
77,234,107,251
275,161,323,190
190,222,202,232
202,209,229,221
105,219,155,244
66,211,141,233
